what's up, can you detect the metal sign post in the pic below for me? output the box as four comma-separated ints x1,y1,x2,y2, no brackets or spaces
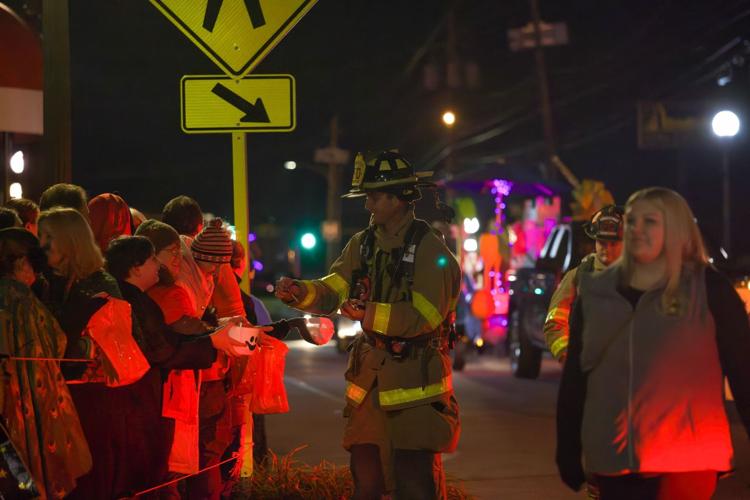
232,131,249,288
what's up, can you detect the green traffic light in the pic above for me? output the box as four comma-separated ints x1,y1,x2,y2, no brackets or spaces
300,232,317,250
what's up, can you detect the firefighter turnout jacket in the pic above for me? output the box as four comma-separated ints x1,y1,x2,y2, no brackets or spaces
289,212,461,453
543,253,606,361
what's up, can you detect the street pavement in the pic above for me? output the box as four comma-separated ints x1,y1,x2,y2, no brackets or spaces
266,340,750,499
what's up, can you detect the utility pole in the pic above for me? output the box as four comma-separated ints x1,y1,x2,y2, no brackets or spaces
529,0,557,177
315,116,350,270
722,149,731,255
43,0,73,184
325,116,341,269
444,10,458,176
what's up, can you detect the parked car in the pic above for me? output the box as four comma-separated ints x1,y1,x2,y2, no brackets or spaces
506,222,593,378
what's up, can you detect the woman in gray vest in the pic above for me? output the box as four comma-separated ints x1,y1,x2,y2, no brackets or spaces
556,187,750,499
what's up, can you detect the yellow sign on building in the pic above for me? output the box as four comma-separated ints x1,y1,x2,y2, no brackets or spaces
151,0,317,77
181,75,295,133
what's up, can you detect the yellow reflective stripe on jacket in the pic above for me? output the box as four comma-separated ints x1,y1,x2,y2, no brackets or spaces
545,307,556,323
321,273,349,306
297,280,317,309
546,305,569,323
371,302,392,334
378,376,452,407
345,381,367,405
550,336,568,358
412,291,443,330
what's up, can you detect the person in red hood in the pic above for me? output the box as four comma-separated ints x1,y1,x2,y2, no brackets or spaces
87,193,132,252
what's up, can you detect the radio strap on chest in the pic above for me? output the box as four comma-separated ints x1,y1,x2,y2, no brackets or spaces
358,220,431,300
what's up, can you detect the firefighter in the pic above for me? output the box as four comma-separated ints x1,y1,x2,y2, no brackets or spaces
276,151,461,499
543,205,624,363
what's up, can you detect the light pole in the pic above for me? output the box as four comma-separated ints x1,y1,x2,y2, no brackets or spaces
441,109,457,179
711,110,740,256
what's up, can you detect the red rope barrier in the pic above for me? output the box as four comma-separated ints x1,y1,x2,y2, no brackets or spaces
128,455,238,498
1,356,91,363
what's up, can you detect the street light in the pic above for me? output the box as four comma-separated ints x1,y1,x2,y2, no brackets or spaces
712,111,740,137
284,160,297,170
442,110,456,127
711,109,740,256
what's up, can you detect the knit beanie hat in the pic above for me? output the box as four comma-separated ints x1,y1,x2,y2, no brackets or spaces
135,219,180,253
191,218,232,263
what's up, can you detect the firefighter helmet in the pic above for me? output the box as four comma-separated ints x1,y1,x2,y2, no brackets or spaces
341,150,435,200
584,204,624,241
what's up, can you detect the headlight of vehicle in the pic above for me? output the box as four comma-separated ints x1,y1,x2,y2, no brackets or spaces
337,316,362,338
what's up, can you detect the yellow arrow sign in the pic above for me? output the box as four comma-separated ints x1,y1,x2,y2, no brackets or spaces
181,75,295,133
151,0,317,77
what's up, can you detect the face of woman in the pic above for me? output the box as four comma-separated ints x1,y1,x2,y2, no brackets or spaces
38,225,65,271
625,200,665,264
156,242,182,278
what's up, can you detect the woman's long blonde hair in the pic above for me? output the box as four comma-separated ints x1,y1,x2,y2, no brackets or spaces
38,207,104,283
621,187,708,313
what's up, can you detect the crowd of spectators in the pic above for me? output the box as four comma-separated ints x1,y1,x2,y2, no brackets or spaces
0,184,273,499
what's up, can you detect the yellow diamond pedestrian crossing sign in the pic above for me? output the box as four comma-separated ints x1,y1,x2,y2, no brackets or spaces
181,74,295,133
151,0,317,77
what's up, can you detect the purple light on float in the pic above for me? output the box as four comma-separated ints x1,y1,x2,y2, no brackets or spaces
493,179,513,197
248,232,257,243
253,260,264,271
490,178,513,235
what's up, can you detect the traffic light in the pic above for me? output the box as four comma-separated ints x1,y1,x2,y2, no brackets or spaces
300,232,317,250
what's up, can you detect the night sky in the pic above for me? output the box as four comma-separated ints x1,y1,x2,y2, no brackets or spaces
61,0,750,258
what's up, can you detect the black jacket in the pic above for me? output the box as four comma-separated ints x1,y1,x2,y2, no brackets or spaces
118,280,216,373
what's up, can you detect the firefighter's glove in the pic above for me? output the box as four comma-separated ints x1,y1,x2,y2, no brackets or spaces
340,299,366,322
275,277,306,305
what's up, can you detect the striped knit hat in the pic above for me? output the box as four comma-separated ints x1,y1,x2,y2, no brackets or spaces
191,218,232,263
